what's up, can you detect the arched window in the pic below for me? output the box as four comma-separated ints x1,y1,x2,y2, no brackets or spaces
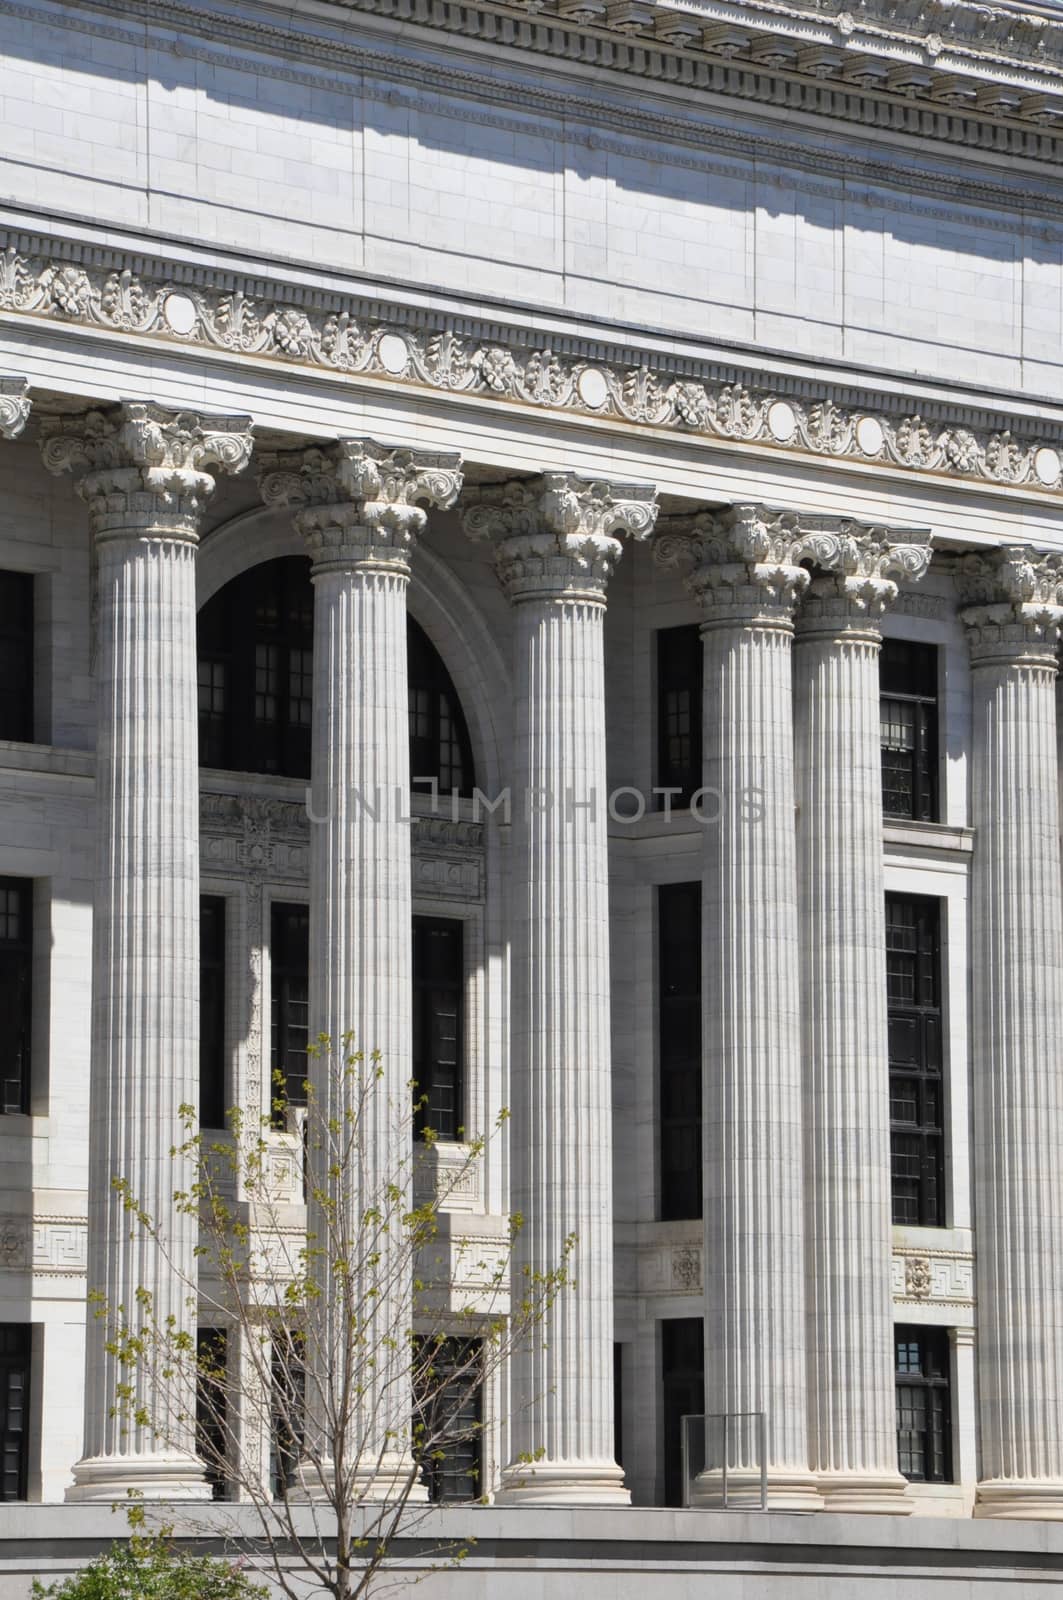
197,558,475,794
407,619,475,798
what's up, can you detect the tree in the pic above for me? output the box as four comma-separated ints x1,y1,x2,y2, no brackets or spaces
103,1039,573,1600
32,1533,268,1600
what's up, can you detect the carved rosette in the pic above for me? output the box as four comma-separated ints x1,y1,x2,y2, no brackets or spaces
259,437,462,574
38,401,254,542
0,377,30,440
957,546,1063,670
463,471,658,603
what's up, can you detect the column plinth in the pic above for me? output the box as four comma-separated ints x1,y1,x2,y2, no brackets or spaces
660,505,823,1510
793,524,931,1516
958,550,1063,1521
465,473,657,1505
262,440,462,1503
41,402,254,1502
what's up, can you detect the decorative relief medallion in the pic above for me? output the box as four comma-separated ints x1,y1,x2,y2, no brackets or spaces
0,1220,27,1268
905,1255,932,1299
4,235,1063,499
671,1245,702,1292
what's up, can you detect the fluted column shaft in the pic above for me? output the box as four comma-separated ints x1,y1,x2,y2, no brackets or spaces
40,403,253,1501
464,473,656,1504
509,589,618,1493
698,580,819,1508
261,440,462,1500
960,551,1063,1520
795,565,922,1515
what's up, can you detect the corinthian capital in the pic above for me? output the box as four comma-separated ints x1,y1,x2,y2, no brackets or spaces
39,401,254,542
655,503,813,623
0,378,30,440
259,438,462,573
655,504,931,629
956,546,1063,667
463,471,658,603
793,516,932,633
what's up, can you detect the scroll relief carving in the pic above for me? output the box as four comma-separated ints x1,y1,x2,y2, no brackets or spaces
0,376,30,440
4,239,1062,497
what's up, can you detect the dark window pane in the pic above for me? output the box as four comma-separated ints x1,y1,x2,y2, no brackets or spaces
880,639,938,822
414,1337,482,1503
271,903,310,1115
413,918,464,1141
197,557,314,779
661,1317,704,1507
0,880,31,1116
657,626,702,807
0,573,33,745
196,1328,228,1500
408,620,475,797
895,1325,951,1482
659,883,701,1221
887,895,944,1227
270,1330,305,1499
0,1324,30,1501
200,898,227,1129
198,567,475,793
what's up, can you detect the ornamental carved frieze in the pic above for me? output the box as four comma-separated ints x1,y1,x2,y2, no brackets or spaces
199,793,485,899
891,1248,974,1308
5,236,1063,500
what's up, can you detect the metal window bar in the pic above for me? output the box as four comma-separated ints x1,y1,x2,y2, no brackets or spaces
680,1411,767,1510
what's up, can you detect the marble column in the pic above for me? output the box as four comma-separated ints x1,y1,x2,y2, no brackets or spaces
657,504,821,1508
464,473,657,1503
957,548,1063,1520
40,402,254,1500
793,521,931,1514
260,440,462,1499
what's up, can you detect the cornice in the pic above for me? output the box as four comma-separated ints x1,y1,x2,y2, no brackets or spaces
4,226,1063,499
52,0,1063,165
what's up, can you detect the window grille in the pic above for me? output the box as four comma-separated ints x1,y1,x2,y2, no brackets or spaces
412,918,464,1141
895,1325,952,1482
0,572,33,744
887,895,944,1227
200,897,227,1129
880,638,939,821
656,625,702,807
658,882,702,1221
0,879,31,1115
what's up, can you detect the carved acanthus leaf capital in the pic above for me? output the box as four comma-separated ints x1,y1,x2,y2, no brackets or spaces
260,437,462,572
0,378,30,440
656,503,817,622
38,402,253,541
956,546,1063,666
796,518,933,630
463,472,657,603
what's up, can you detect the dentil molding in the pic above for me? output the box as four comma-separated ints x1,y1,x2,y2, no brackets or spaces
3,233,1063,500
48,0,1063,165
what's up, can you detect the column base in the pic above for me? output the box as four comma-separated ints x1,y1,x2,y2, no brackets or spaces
975,1481,1063,1520
495,1459,630,1506
688,1467,823,1512
65,1453,211,1503
292,1455,430,1505
815,1471,912,1515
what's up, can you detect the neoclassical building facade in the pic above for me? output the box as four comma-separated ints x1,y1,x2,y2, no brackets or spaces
2,0,1063,1587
